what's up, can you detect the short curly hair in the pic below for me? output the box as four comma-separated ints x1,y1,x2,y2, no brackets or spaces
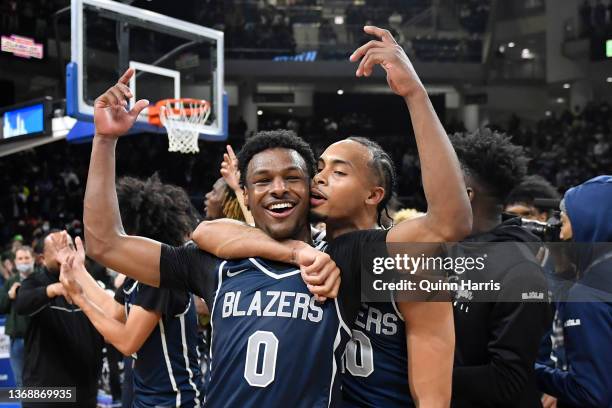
450,128,528,202
237,130,316,187
505,175,560,209
116,174,200,246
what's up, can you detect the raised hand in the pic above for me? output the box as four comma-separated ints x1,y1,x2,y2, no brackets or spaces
94,68,150,139
51,230,74,266
295,246,341,301
220,145,241,192
59,254,84,302
53,233,88,283
349,26,424,99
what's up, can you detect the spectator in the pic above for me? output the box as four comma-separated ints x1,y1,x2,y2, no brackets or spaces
1,256,14,284
449,129,550,408
505,175,561,222
56,175,205,408
0,246,35,386
388,10,402,32
579,0,592,36
505,176,569,377
536,175,612,408
14,231,104,408
593,0,606,31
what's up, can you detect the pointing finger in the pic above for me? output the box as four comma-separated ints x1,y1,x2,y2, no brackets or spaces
227,145,237,161
363,26,397,45
118,68,135,85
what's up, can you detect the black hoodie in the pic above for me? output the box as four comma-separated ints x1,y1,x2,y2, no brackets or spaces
451,218,551,408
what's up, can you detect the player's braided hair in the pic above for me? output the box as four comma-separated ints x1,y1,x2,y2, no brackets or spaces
237,130,316,187
221,186,246,222
346,137,397,228
116,174,200,246
449,128,528,202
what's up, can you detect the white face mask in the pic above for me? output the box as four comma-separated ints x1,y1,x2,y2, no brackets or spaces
15,262,34,277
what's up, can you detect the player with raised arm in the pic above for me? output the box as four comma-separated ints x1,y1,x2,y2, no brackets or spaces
81,74,362,406
56,174,204,408
192,26,472,408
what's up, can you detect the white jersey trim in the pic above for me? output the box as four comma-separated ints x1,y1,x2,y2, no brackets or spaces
123,280,139,295
180,314,201,407
327,325,342,408
208,260,227,372
174,296,193,317
248,258,301,279
159,319,181,407
334,298,351,336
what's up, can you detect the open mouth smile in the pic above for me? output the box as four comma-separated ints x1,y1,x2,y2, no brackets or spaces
264,201,297,218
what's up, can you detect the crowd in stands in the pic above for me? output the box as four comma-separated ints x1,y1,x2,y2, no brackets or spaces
456,0,490,33
0,0,488,63
578,0,612,37
411,35,482,62
2,100,610,258
0,0,64,40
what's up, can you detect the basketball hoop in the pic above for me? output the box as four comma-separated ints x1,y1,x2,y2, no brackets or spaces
148,98,211,154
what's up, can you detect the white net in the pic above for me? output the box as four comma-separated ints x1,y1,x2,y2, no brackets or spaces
158,99,211,154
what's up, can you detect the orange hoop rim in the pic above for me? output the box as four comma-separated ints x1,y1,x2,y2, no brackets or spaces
156,98,211,116
148,98,211,126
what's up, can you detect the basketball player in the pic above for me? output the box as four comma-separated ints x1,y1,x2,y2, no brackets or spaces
81,74,362,406
191,25,471,407
56,175,204,408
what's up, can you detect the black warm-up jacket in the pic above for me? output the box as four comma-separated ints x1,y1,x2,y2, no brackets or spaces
451,218,552,408
15,268,103,408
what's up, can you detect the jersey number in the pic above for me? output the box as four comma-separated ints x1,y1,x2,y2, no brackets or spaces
244,330,279,387
345,329,374,377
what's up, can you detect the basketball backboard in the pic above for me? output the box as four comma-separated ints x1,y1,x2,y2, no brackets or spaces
66,0,227,141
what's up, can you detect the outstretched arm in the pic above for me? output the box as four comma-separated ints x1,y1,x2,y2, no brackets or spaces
84,68,162,287
350,26,472,243
192,219,340,299
54,233,123,317
59,254,158,356
193,219,299,263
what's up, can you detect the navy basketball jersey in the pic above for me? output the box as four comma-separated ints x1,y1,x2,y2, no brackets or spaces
206,257,352,407
118,280,204,408
341,299,414,407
